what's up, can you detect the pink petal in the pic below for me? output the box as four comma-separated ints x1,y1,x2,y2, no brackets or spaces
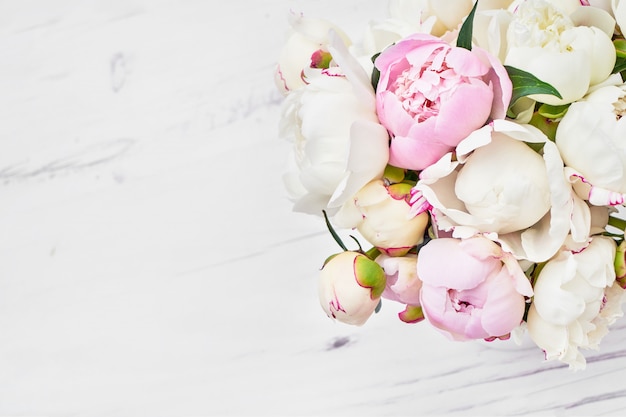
388,133,452,170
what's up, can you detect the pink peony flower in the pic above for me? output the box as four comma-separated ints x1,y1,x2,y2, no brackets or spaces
376,252,425,324
374,33,512,170
417,236,533,341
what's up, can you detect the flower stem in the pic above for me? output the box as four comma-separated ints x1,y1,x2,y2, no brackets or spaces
608,215,626,233
365,246,381,260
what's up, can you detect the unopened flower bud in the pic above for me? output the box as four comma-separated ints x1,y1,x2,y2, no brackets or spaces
335,179,429,256
319,251,386,325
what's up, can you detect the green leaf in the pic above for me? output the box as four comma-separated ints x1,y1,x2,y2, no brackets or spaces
505,65,562,105
370,52,381,90
613,56,626,75
614,38,626,58
456,0,478,50
348,235,363,252
322,210,347,252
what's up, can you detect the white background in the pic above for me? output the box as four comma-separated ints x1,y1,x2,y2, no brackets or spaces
1,1,626,415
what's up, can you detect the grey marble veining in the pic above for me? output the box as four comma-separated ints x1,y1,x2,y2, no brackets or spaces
1,1,626,416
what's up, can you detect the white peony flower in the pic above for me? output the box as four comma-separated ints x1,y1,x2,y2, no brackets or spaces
556,81,626,206
473,7,515,63
526,236,625,370
414,120,589,262
496,0,616,105
588,0,613,15
387,0,474,37
614,0,626,33
365,0,514,54
281,34,389,216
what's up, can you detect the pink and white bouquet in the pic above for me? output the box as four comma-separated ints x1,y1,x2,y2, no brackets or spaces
275,0,626,370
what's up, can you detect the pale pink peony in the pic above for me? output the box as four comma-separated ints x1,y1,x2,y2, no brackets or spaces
417,236,533,341
377,252,425,323
377,252,421,306
374,33,512,170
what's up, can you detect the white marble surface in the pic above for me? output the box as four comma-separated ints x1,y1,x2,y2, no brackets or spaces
1,1,626,416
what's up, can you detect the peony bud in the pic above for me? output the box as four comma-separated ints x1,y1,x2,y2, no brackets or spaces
334,179,429,257
275,14,351,95
318,251,386,326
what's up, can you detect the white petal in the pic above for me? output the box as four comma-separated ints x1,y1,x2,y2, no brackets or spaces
328,120,389,208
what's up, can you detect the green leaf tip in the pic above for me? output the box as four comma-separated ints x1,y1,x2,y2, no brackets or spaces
456,1,478,51
322,210,348,252
371,52,381,90
505,65,562,106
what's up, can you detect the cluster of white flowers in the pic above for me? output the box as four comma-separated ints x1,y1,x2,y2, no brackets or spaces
275,0,626,370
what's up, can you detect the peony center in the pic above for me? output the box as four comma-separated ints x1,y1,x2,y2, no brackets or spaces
392,48,462,122
510,0,574,51
449,289,476,313
613,95,626,120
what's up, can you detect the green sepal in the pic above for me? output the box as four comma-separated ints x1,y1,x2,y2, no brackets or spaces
310,50,333,69
613,57,626,76
530,261,547,287
614,39,626,78
505,65,562,106
387,182,413,200
399,305,425,323
353,254,386,299
404,170,420,182
321,252,341,268
537,103,569,119
525,141,545,154
528,112,559,142
527,103,568,142
614,38,626,59
384,165,405,183
456,1,478,51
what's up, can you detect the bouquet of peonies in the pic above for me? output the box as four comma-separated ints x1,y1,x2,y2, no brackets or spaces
274,0,626,370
